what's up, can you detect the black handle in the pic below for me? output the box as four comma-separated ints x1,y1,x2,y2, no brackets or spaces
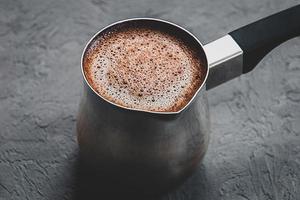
229,5,300,74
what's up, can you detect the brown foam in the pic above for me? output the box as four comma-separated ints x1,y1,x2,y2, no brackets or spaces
83,25,205,112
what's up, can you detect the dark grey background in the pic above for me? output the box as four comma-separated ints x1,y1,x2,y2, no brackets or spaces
0,0,299,199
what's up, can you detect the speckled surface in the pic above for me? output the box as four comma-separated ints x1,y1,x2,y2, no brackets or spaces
0,0,299,199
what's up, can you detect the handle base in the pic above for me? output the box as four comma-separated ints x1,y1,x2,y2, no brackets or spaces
204,35,243,89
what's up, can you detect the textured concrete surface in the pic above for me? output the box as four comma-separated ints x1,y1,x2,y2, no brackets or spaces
0,0,299,199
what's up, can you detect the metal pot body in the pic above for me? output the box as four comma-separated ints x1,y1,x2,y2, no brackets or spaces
77,81,210,194
76,18,211,195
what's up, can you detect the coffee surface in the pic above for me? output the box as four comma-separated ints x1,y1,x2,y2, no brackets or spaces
83,25,205,112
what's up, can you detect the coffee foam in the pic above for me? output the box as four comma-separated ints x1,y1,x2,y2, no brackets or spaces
83,26,205,112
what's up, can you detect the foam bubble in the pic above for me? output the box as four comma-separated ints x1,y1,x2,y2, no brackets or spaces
84,26,205,112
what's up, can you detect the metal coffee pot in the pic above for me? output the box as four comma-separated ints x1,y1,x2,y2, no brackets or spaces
77,5,300,195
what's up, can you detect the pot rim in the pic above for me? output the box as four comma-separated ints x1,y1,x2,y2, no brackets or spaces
81,17,209,115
